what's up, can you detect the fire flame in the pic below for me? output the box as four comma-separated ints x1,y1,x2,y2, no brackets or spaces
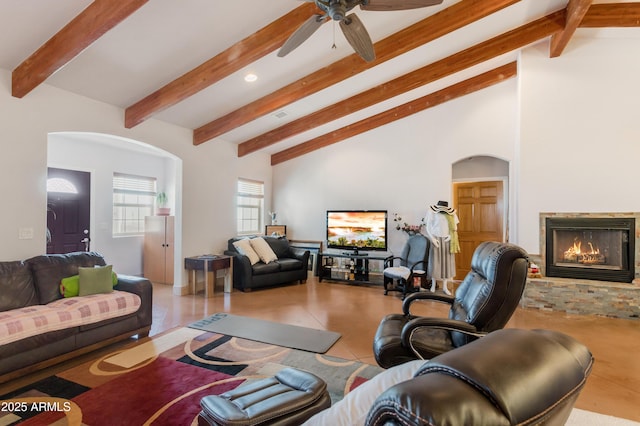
563,239,603,264
564,241,600,257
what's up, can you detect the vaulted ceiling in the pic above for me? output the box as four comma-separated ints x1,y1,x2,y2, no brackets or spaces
2,1,639,164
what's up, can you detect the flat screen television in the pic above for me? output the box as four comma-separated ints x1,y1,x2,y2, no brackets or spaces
326,210,387,253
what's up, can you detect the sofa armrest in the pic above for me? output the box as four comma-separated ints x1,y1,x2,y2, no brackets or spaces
224,250,253,290
224,250,251,270
290,248,310,265
114,275,153,329
115,274,151,295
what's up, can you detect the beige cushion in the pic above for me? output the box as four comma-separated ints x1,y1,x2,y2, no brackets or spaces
233,239,260,265
384,266,411,280
250,237,278,264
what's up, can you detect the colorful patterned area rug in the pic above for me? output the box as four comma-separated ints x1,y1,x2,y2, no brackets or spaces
0,328,383,425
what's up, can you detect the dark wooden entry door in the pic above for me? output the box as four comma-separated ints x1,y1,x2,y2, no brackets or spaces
47,168,91,254
453,180,504,279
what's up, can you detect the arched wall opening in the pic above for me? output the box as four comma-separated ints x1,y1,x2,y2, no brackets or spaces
47,132,182,285
451,155,511,278
452,155,510,241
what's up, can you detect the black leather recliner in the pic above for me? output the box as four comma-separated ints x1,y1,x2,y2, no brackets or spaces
373,241,529,368
366,328,594,426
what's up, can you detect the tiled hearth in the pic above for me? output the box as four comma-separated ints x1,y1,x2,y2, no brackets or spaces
520,212,640,320
522,274,640,319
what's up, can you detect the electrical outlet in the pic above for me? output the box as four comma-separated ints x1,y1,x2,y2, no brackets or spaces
19,227,34,240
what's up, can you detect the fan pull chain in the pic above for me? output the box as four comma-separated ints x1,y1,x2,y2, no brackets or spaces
331,21,337,50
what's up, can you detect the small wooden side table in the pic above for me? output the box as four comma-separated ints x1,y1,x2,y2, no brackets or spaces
184,255,233,297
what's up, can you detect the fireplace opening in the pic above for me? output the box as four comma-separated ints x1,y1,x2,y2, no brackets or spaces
545,217,635,283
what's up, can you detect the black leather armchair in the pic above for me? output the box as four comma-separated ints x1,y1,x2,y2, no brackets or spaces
366,328,593,426
373,241,529,368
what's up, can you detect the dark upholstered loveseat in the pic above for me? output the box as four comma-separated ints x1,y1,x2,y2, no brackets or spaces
224,236,309,291
0,251,152,383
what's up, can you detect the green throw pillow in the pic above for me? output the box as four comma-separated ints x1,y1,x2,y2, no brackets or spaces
78,265,114,296
60,270,118,298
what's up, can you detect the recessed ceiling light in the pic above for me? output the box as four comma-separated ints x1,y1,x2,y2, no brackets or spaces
244,73,258,83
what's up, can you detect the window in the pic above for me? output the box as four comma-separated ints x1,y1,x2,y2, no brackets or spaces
237,178,264,235
113,173,156,236
46,178,78,194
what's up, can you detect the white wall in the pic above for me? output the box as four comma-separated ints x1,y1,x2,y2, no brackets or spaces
453,156,509,180
517,38,640,254
0,68,272,293
274,78,518,256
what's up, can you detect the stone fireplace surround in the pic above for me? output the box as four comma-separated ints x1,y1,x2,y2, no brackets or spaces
520,212,640,320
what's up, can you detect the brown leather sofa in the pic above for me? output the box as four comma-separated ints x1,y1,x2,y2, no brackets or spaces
0,251,152,383
224,236,309,291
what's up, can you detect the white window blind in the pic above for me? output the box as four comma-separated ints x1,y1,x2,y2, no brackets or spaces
113,173,157,236
237,178,264,235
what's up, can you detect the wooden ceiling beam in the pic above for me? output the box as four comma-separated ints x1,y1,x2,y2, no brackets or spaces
242,11,564,157
124,3,319,129
550,0,592,58
550,2,640,58
271,62,518,165
12,0,148,98
579,3,640,27
194,0,520,145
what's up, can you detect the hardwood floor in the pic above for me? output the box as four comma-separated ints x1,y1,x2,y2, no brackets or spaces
152,276,640,422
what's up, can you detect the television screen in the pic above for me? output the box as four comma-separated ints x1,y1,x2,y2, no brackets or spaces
326,210,387,251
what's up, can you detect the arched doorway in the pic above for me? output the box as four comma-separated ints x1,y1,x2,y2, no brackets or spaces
47,132,182,281
452,156,509,279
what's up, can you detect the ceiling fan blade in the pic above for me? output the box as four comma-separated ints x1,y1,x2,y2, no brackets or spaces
339,13,375,62
361,0,443,11
278,14,327,57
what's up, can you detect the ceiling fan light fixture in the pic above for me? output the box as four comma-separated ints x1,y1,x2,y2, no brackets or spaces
328,0,347,21
315,0,359,21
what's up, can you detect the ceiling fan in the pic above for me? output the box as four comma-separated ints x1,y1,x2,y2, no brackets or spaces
278,0,444,62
